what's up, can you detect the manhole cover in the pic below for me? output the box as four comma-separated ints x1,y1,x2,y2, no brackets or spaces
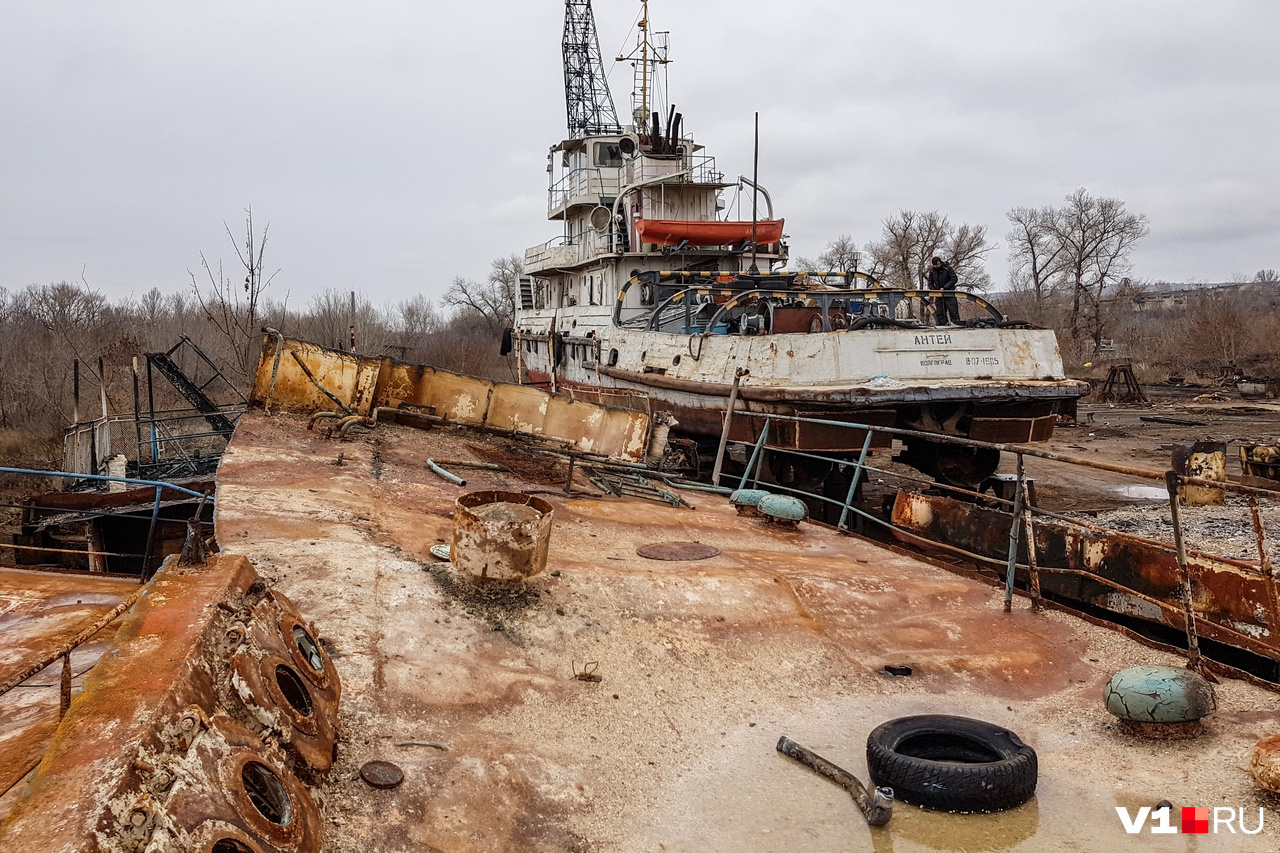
360,760,405,789
635,541,721,561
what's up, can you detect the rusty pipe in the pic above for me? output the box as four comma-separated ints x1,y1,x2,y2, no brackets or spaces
1165,470,1205,673
712,368,749,486
288,349,354,414
308,411,344,431
777,736,893,826
0,589,143,697
427,459,466,486
336,415,375,439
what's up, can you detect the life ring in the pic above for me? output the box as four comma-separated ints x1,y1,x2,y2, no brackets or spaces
866,715,1037,812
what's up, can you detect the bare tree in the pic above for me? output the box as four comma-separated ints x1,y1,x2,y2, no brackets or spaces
189,207,279,382
1046,188,1148,353
444,253,523,333
1255,268,1279,284
817,234,861,271
1005,205,1065,321
865,210,993,290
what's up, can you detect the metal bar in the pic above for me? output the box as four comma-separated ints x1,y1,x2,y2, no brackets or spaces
838,430,875,531
1004,454,1027,613
288,349,355,414
728,410,1169,484
1165,470,1204,672
59,653,72,717
665,480,734,494
711,368,748,486
0,589,143,697
132,357,143,471
1019,457,1042,612
0,467,212,500
1248,497,1280,634
565,457,576,494
141,485,162,580
426,459,466,486
0,543,147,559
426,459,506,471
777,736,893,827
0,757,43,800
738,418,770,491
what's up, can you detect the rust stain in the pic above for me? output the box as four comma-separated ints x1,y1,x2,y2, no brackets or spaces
0,554,338,852
891,489,1280,666
253,334,651,461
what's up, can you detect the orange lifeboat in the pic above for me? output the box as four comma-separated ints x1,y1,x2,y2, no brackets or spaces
636,218,784,247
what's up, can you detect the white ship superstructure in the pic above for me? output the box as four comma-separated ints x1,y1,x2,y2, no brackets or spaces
513,1,1087,485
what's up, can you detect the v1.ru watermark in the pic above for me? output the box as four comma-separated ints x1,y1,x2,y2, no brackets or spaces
1116,804,1264,835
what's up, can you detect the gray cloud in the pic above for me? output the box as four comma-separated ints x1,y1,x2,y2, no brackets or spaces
2,0,1277,305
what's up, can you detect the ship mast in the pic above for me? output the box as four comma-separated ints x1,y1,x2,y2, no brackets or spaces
617,0,670,129
562,0,622,137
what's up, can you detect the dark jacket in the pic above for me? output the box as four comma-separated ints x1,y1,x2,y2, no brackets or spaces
927,262,958,290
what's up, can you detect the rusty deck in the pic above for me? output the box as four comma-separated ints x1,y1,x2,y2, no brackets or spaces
0,568,137,807
204,410,1279,850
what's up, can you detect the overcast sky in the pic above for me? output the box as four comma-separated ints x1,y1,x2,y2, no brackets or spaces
3,1,1278,308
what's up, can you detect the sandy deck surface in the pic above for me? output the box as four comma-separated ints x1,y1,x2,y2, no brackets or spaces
213,410,1280,851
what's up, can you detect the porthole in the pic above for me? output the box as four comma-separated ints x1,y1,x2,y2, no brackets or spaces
241,762,293,826
274,664,314,717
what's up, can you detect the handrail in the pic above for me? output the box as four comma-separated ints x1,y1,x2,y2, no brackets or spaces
713,407,1280,683
611,274,1004,333
0,467,213,501
700,287,1003,335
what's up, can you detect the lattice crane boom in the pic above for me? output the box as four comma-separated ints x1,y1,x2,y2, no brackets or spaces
563,0,622,137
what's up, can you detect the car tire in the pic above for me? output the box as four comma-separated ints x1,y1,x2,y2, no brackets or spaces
866,715,1037,813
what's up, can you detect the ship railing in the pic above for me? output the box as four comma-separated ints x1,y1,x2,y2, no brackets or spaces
613,274,1005,333
689,151,723,185
703,409,1280,686
525,231,611,272
63,406,245,482
548,167,624,212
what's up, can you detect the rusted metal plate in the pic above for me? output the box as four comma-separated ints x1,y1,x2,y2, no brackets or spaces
0,568,136,688
0,554,338,852
360,760,405,789
252,334,651,461
635,541,721,561
970,415,1057,444
794,410,894,451
891,490,1280,667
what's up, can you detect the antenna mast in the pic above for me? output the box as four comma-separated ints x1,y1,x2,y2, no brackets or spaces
562,0,622,137
617,0,670,129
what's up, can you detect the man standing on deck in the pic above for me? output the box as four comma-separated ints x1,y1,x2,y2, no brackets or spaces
927,256,959,326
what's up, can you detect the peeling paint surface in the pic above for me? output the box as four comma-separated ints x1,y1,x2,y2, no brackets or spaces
251,334,651,460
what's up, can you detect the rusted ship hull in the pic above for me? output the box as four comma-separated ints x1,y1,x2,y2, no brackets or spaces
892,489,1280,679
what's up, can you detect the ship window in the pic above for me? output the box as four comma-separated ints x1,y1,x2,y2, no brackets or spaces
608,349,618,366
672,355,682,366
594,142,624,168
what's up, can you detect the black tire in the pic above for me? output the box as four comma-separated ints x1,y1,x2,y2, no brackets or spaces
866,715,1037,813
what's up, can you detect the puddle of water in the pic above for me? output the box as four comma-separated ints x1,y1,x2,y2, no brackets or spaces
1114,485,1169,500
627,696,1276,852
